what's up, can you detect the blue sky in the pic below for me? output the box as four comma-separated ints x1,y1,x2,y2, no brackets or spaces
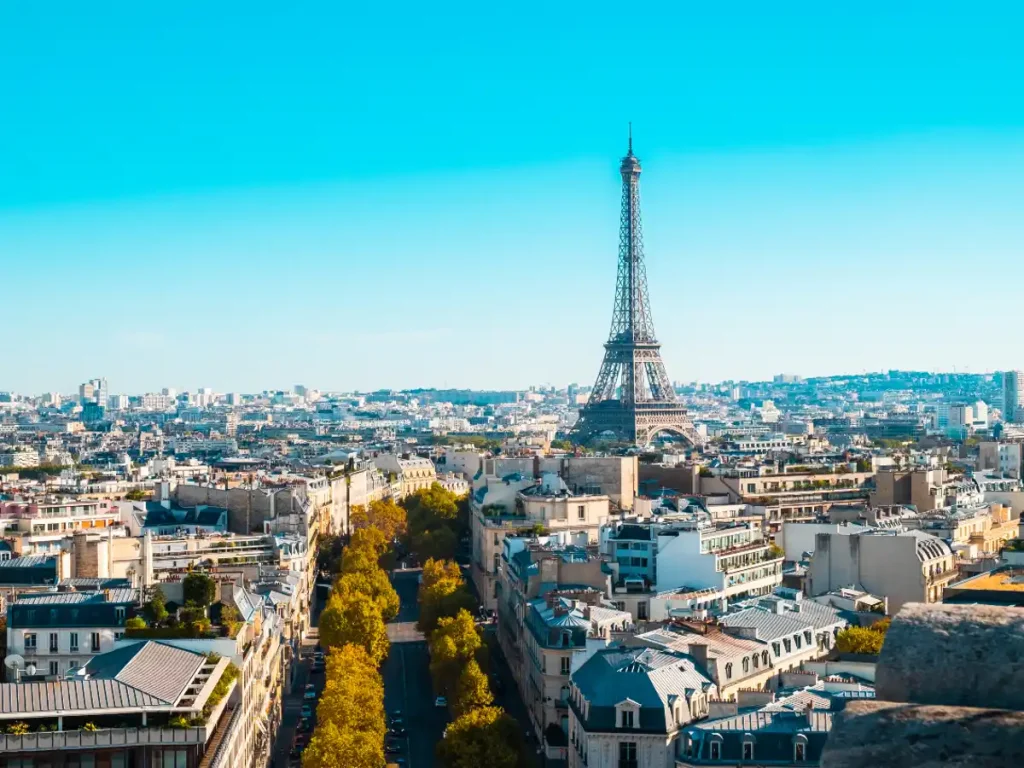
2,2,1024,394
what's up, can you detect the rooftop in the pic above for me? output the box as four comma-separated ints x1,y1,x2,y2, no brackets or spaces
949,566,1024,593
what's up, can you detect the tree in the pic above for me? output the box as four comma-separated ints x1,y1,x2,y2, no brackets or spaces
333,569,400,622
453,659,493,717
183,572,217,609
318,649,386,739
437,706,521,768
144,586,169,624
340,526,390,574
419,576,476,635
429,609,483,696
836,619,890,656
319,592,390,665
350,498,407,543
414,526,458,561
421,558,464,590
406,483,459,523
124,488,149,501
125,616,147,630
302,720,383,768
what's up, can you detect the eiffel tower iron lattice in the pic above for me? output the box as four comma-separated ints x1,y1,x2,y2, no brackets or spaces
573,132,704,447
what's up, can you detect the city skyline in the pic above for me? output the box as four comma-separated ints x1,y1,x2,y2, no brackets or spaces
4,4,1024,392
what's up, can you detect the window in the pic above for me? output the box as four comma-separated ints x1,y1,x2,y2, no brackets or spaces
772,642,781,657
743,742,754,760
724,662,733,679
710,741,721,760
742,657,749,674
70,632,79,652
618,741,637,766
762,650,770,666
49,661,59,676
115,631,124,641
578,505,586,520
621,709,635,728
752,653,759,669
24,633,37,650
804,630,813,645
795,742,806,761
783,638,792,654
91,632,101,652
795,634,802,649
50,633,59,653
561,656,571,675
116,607,126,623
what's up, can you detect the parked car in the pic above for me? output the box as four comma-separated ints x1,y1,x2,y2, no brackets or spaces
303,685,317,701
301,704,313,719
434,696,447,708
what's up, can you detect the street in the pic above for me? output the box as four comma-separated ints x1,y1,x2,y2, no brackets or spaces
272,585,326,768
384,570,448,768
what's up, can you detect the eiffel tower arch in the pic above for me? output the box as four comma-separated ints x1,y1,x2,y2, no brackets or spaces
573,132,704,448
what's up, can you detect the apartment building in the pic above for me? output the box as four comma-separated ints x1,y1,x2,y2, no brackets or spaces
978,441,1023,478
5,587,139,676
373,453,437,497
567,647,716,768
472,471,610,610
0,641,238,767
806,528,957,613
522,594,632,760
911,502,1020,560
605,518,782,620
0,496,121,554
697,466,874,530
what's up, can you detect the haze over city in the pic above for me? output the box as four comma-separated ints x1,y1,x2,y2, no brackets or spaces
4,3,1024,394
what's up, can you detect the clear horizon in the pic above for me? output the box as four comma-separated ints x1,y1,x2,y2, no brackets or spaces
3,3,1024,394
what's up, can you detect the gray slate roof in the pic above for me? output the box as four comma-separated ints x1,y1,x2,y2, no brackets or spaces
0,642,207,718
572,647,715,732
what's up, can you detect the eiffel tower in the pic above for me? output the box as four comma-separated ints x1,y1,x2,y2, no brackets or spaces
573,131,704,447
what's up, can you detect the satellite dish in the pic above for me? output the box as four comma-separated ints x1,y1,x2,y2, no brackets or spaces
25,664,37,676
4,654,25,671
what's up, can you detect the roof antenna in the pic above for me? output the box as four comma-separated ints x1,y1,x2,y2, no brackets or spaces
628,122,633,154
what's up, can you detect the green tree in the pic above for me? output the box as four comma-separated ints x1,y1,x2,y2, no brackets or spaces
414,526,458,562
125,616,147,630
453,659,493,717
144,586,169,624
183,572,217,608
437,706,521,768
302,720,383,768
124,488,149,501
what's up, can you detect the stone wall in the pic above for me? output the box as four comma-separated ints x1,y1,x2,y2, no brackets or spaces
822,602,1024,767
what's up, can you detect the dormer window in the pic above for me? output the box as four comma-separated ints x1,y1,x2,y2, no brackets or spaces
616,699,640,729
724,662,733,679
709,739,722,760
783,638,792,653
742,657,749,674
794,734,809,762
743,741,754,760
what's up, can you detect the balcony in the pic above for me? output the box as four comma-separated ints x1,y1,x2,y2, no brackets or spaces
0,726,210,753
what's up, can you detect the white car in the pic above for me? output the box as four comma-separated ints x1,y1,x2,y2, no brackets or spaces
434,696,447,708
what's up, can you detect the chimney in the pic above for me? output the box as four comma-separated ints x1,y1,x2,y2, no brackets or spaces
689,643,710,670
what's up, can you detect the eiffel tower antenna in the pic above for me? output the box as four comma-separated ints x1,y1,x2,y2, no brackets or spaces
573,134,703,447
